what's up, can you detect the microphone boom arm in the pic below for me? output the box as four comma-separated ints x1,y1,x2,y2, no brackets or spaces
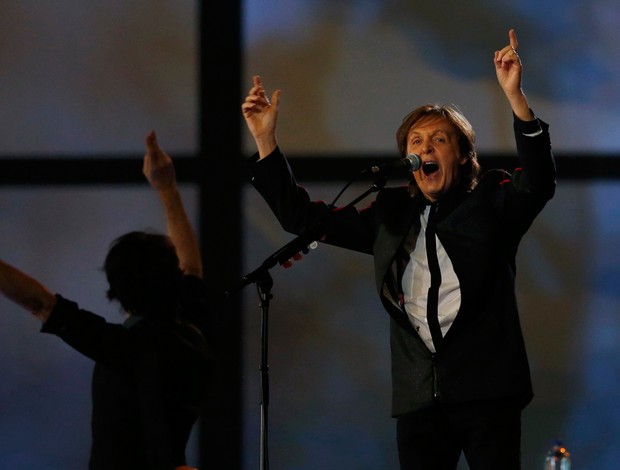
226,174,388,297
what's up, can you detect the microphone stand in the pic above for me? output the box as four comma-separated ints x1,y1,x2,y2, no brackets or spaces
226,173,388,470
256,270,272,470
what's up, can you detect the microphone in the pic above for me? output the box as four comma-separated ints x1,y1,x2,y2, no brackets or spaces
370,153,422,174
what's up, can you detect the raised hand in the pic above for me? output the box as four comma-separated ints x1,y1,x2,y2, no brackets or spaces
143,130,202,277
143,130,176,191
494,29,522,95
494,29,533,121
241,75,281,158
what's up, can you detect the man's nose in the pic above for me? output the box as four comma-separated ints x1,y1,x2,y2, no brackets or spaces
422,142,433,154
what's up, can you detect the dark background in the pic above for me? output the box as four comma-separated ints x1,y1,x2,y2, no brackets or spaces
1,1,619,469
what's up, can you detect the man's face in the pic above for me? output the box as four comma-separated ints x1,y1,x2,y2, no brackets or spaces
406,116,466,202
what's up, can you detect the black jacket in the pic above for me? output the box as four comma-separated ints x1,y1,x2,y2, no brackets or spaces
42,275,211,469
250,116,555,416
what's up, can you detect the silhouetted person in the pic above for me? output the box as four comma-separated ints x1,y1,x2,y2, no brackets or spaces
0,131,210,470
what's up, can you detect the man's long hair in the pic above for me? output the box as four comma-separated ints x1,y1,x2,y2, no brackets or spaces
104,231,183,318
396,104,480,196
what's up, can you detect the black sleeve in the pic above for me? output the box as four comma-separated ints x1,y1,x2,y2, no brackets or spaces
41,294,129,364
249,147,376,254
513,115,557,200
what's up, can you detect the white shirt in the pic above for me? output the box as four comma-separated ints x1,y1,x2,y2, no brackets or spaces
401,204,461,352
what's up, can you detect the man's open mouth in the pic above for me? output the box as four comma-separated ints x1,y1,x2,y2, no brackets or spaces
422,161,439,175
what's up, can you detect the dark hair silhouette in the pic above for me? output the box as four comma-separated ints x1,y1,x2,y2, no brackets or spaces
104,231,183,318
